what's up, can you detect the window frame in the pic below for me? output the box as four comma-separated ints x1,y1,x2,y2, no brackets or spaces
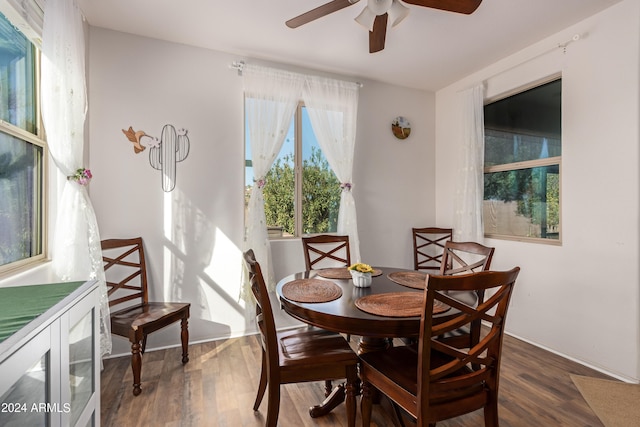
483,78,562,245
0,11,48,276
245,101,340,239
292,102,304,238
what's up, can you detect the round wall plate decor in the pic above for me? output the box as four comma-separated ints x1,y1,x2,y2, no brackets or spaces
392,116,411,140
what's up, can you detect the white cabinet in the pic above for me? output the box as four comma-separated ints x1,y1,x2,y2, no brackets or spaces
0,280,100,427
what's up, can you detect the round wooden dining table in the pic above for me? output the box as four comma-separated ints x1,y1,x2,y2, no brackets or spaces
276,266,445,353
276,266,462,418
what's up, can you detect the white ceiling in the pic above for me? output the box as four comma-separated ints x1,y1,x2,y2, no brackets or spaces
76,0,622,91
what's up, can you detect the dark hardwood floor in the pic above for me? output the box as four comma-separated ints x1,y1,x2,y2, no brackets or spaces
101,332,610,426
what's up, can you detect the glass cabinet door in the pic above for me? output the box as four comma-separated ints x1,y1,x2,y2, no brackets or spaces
0,329,51,427
64,287,98,427
68,309,95,426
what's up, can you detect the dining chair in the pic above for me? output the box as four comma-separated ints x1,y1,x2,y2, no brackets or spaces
440,240,495,276
412,227,453,273
301,234,353,344
360,267,520,427
243,249,358,427
101,237,190,396
301,234,351,270
438,240,495,350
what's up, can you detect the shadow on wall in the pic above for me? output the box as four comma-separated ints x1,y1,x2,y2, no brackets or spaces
158,188,247,342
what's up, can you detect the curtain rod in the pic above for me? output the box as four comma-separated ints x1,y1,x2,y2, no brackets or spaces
480,33,585,86
229,60,363,88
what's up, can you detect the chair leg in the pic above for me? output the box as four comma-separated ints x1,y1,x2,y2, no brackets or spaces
253,352,268,411
130,341,143,396
180,316,189,363
484,396,499,427
345,365,358,427
361,381,373,427
265,381,281,427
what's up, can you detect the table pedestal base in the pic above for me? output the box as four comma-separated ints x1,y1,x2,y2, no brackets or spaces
309,384,346,418
307,336,395,419
357,336,393,354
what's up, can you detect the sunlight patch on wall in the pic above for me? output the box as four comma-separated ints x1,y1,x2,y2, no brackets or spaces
204,228,244,305
160,188,248,333
163,190,173,240
163,191,174,301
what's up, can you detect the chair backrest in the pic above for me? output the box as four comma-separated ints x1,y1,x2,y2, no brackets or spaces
412,227,453,272
101,237,149,309
439,240,494,276
416,268,520,423
243,249,278,372
301,235,351,270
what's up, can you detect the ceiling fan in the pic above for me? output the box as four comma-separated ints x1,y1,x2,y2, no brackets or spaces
286,0,482,53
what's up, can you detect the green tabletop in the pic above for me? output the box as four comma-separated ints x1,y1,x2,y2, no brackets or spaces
0,281,86,343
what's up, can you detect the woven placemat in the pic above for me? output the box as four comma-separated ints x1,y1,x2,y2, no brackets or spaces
387,271,428,289
316,267,383,280
355,292,449,317
281,279,342,303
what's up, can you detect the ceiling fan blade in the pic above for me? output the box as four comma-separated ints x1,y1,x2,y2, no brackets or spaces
403,0,482,14
369,13,388,53
286,0,360,28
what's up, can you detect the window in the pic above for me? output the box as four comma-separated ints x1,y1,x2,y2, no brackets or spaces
0,11,45,272
483,79,561,242
245,102,340,238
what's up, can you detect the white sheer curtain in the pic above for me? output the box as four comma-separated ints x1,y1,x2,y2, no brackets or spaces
453,84,485,242
41,0,111,357
303,77,361,262
243,65,304,295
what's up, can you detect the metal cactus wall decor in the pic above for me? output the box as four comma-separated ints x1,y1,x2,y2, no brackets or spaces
122,124,190,192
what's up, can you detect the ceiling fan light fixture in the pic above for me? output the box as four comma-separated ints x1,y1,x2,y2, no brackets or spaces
354,6,377,31
368,0,393,15
388,0,410,27
355,0,394,31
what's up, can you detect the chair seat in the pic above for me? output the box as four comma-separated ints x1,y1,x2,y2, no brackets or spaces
359,345,477,401
360,346,421,396
111,302,190,337
278,328,358,369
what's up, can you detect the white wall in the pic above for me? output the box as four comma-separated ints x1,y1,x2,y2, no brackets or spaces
435,0,640,381
353,81,436,270
86,28,435,355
